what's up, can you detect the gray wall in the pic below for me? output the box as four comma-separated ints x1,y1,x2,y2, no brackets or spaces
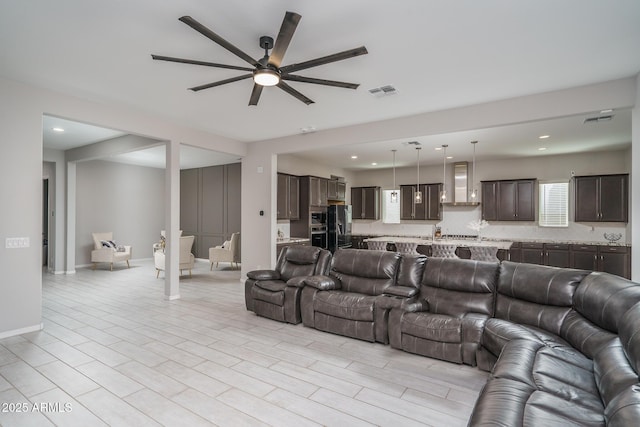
75,160,165,266
180,162,241,258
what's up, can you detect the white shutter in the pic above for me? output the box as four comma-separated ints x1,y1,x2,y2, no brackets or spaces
539,182,568,227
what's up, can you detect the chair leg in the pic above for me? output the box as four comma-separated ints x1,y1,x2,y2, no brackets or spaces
110,263,113,271
156,269,160,278
92,263,96,270
189,269,192,278
126,260,130,268
210,262,213,271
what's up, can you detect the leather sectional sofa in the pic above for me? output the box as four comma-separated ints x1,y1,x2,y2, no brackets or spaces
245,248,640,426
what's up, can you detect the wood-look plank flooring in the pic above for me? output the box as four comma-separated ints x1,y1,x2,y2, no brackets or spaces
0,259,487,426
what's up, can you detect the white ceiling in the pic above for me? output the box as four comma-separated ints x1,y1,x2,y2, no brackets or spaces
6,1,640,168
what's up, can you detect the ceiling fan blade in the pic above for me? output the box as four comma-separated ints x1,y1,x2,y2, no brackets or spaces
248,84,263,106
189,74,253,92
269,11,301,68
277,81,314,105
151,55,254,72
280,46,368,74
282,74,360,89
179,16,259,67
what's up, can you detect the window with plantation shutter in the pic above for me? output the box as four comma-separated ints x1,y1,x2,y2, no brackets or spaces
539,182,569,227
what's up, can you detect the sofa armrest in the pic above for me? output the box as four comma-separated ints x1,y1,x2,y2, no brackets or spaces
462,312,490,344
384,286,418,298
402,300,427,312
286,276,307,288
247,270,280,281
303,275,341,290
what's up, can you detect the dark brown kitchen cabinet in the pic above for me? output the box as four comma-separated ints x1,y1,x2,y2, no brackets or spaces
544,243,570,268
399,183,442,220
327,180,346,202
570,244,630,279
520,242,544,265
574,174,628,222
351,186,380,220
277,173,299,220
482,179,536,221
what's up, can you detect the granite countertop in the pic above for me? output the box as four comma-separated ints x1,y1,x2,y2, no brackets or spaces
276,237,310,244
363,236,513,250
353,234,629,247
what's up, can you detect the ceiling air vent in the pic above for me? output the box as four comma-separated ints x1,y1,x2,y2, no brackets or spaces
584,115,614,123
369,84,398,98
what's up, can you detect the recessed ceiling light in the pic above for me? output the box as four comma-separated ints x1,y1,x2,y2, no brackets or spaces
351,155,358,159
371,162,377,166
52,127,65,132
435,147,442,151
538,147,547,151
446,156,453,159
538,135,550,139
600,109,613,114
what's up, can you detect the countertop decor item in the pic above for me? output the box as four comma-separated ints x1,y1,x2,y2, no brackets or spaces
467,219,490,241
604,232,622,244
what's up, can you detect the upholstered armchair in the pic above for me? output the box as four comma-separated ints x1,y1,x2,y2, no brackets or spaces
154,235,195,278
209,232,240,270
91,232,132,271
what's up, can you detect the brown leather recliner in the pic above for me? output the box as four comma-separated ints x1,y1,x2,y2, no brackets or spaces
245,245,331,324
388,258,499,366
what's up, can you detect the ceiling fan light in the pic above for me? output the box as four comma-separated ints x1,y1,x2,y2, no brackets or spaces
253,68,280,86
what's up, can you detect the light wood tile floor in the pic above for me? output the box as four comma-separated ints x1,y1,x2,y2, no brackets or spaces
0,259,488,426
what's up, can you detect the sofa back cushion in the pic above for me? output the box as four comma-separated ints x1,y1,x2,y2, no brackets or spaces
277,245,331,282
495,262,589,335
330,249,400,295
396,254,427,288
420,258,499,317
573,272,640,333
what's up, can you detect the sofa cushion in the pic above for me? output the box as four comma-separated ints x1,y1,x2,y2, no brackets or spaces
419,258,498,317
618,302,640,375
469,378,605,427
313,291,377,321
575,273,640,333
593,338,639,407
329,249,401,295
254,280,287,293
396,254,427,288
252,285,285,306
560,310,617,359
605,385,640,427
481,318,570,357
401,312,461,343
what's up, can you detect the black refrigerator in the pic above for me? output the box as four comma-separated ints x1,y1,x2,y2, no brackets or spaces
328,205,352,253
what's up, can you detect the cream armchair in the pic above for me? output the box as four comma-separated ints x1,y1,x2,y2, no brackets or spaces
154,235,195,278
209,232,240,270
91,232,132,271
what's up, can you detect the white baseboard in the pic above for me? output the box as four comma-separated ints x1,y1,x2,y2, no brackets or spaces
0,323,44,340
165,294,181,301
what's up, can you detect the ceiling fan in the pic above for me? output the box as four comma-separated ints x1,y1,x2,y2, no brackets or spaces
151,11,368,106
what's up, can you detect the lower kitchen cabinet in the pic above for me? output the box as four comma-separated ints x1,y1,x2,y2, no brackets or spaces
520,242,544,265
544,243,570,268
570,244,630,279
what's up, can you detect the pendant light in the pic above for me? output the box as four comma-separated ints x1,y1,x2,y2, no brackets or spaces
440,144,448,202
390,149,398,203
415,147,423,204
470,141,478,200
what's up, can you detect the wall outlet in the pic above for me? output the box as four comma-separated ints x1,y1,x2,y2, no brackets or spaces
6,237,30,248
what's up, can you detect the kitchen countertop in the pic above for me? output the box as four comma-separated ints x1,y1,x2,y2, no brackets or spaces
363,236,513,250
276,237,310,244
354,234,630,247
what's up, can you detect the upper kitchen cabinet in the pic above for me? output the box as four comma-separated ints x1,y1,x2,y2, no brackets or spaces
309,176,328,207
352,186,380,220
400,184,442,220
574,174,628,222
277,173,299,220
327,179,346,202
482,179,536,221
